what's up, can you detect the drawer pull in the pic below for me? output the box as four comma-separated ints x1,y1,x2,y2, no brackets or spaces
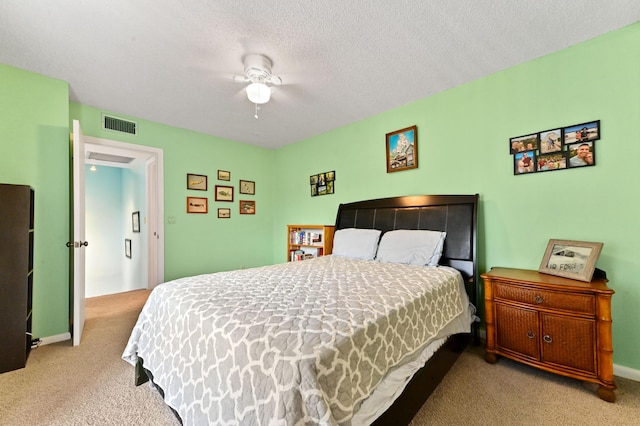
543,335,553,343
534,295,544,304
526,330,535,339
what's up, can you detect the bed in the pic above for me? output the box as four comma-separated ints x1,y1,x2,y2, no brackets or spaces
123,194,479,425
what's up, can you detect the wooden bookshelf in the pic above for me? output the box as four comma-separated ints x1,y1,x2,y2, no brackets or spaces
287,225,334,262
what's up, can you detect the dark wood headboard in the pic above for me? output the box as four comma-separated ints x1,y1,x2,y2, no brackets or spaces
334,194,479,307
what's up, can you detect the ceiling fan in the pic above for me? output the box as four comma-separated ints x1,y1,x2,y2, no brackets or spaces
233,54,282,118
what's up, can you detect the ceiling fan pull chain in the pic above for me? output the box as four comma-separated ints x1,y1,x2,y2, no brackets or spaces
254,103,260,119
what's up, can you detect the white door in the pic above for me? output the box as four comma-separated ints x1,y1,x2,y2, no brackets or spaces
146,159,159,289
72,120,87,346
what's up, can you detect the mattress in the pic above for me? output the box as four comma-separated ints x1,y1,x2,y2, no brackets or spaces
123,255,472,425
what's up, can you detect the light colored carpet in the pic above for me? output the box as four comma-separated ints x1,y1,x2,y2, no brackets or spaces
0,290,638,425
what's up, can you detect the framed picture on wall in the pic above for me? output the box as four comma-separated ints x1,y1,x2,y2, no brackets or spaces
239,180,255,195
539,239,603,282
386,125,418,173
567,141,595,168
218,170,230,181
215,185,234,202
509,133,539,154
132,211,140,232
186,196,208,213
563,120,600,144
125,239,132,258
539,128,563,154
239,200,255,214
536,152,567,172
187,173,208,190
218,208,230,218
514,151,536,175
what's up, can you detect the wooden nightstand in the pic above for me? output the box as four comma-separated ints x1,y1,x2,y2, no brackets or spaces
481,267,616,402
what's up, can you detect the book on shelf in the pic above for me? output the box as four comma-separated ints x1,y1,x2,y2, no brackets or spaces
289,230,322,245
289,249,318,262
289,249,305,262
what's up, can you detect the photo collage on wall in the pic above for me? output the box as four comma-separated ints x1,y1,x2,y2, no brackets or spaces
510,120,600,176
310,171,335,197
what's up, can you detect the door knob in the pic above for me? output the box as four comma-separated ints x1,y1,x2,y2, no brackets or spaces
66,241,89,247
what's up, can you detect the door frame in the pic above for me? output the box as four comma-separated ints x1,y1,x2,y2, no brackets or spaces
82,136,165,289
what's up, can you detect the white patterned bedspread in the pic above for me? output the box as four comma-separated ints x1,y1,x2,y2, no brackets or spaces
122,256,471,425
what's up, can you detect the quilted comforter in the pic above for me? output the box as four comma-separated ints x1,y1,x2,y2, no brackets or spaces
122,256,470,425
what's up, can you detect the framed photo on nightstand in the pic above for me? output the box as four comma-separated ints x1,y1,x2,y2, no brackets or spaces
539,239,603,282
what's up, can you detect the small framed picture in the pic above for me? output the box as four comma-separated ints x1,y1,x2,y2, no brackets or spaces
539,128,563,154
539,239,603,282
567,141,595,168
386,125,418,173
132,211,140,233
509,133,539,154
125,239,132,259
218,170,230,181
239,200,256,215
311,185,318,196
514,151,536,175
326,171,335,181
218,208,230,218
215,185,234,202
187,173,207,190
186,196,208,213
326,181,334,194
239,180,255,195
537,152,567,172
310,175,318,185
563,120,600,144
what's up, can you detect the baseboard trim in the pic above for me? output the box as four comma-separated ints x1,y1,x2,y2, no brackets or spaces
614,364,640,382
39,332,71,346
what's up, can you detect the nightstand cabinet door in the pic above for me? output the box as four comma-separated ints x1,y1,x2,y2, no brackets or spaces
495,303,539,360
541,313,596,375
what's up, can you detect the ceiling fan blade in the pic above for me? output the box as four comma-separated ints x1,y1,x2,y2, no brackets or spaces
267,75,282,86
233,75,249,83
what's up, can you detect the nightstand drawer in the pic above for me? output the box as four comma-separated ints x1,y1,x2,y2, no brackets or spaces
494,281,595,315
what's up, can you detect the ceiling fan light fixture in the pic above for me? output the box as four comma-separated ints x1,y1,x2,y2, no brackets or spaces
246,82,271,104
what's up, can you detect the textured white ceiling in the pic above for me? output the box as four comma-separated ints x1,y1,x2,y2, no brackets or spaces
2,1,639,149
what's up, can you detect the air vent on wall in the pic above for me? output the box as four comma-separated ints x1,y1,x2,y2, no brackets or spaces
103,115,137,135
87,152,135,164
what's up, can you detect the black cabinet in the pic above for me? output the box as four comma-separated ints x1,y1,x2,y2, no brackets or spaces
0,184,34,373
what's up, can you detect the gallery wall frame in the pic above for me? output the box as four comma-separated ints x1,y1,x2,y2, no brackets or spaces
538,239,603,282
215,185,234,202
511,120,600,176
218,208,230,218
239,180,255,195
187,173,208,190
125,239,132,258
239,200,255,214
310,170,335,197
132,211,140,232
386,125,418,173
187,196,208,213
509,133,539,154
218,170,230,181
563,120,600,145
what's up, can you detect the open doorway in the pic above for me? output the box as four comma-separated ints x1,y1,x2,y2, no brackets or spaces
83,136,164,297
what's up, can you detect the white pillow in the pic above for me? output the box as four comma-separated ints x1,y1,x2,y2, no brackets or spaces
375,230,446,266
332,228,382,260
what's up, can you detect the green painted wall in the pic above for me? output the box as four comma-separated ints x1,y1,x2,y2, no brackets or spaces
274,23,640,370
69,103,276,281
0,64,70,338
2,22,638,372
